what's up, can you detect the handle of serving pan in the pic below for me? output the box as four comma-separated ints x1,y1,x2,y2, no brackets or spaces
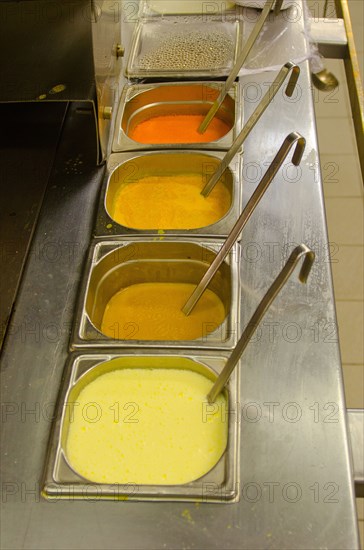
182,131,306,317
198,0,284,135
201,61,300,197
207,244,315,403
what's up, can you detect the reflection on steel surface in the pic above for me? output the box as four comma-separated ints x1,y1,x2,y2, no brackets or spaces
183,132,306,316
208,244,315,403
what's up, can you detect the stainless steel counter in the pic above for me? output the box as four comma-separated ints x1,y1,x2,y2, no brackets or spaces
0,5,360,549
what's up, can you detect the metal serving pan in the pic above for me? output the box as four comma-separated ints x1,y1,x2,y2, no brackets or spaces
125,16,242,80
42,351,240,502
71,239,240,350
112,82,242,152
94,151,242,238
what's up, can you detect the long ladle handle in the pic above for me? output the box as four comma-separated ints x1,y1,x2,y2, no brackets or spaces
201,61,300,197
198,0,284,135
207,244,315,403
182,131,306,317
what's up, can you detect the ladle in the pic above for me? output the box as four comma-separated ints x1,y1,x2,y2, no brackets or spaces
207,244,315,403
198,0,284,134
201,61,300,197
310,0,339,92
182,131,306,316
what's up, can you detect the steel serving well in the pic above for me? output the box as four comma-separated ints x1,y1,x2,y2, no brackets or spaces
42,352,240,502
94,151,242,238
112,82,242,152
70,239,240,350
126,16,242,79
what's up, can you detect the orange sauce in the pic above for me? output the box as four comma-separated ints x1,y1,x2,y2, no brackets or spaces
128,114,231,144
100,282,226,341
111,173,231,230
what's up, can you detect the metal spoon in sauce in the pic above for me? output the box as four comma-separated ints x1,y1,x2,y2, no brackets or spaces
207,244,315,403
181,131,306,316
200,61,300,197
198,0,284,134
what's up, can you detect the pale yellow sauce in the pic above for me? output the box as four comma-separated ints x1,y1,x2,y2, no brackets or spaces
110,174,231,230
65,368,227,485
100,282,225,341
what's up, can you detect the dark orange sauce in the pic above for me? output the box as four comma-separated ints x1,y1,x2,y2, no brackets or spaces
128,114,231,144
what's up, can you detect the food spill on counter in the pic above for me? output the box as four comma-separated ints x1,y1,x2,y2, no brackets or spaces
66,368,227,484
100,282,225,340
181,509,195,524
110,174,231,229
128,114,231,144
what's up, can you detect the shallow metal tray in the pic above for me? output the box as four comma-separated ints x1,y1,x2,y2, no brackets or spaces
71,239,240,350
42,351,240,502
112,81,242,152
94,151,242,238
125,16,242,80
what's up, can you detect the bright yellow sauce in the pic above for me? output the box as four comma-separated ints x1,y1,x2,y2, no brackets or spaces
110,174,231,230
65,368,227,485
100,282,225,341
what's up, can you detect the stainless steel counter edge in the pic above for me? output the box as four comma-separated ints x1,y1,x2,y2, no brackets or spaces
0,20,360,550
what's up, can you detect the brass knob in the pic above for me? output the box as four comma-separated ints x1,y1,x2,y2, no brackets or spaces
102,106,113,120
115,44,125,58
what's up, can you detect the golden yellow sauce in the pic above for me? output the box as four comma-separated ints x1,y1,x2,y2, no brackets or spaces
65,368,227,485
101,282,225,341
110,174,231,230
